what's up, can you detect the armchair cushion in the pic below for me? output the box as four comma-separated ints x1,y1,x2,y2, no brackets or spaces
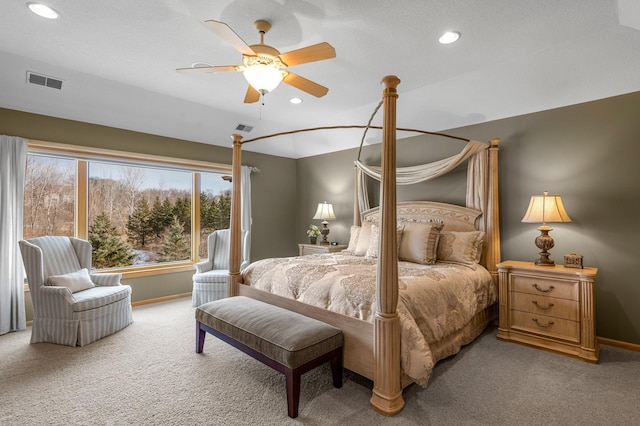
47,268,95,293
72,285,132,312
192,269,229,284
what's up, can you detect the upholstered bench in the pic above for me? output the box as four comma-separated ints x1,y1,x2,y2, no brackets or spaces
195,296,344,418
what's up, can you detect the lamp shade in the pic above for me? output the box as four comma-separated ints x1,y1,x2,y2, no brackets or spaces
243,64,284,94
313,202,336,221
521,192,572,225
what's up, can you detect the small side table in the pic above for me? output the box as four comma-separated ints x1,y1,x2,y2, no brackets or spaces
298,243,347,256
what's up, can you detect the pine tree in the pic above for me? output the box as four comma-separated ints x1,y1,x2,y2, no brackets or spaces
89,213,135,268
212,191,231,230
159,216,190,262
173,197,191,234
150,196,173,240
200,192,213,233
126,197,153,247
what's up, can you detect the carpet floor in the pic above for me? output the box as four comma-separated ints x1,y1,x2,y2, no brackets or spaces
1,297,638,425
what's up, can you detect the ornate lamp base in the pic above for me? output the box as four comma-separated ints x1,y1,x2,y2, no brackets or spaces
534,226,555,266
320,220,330,245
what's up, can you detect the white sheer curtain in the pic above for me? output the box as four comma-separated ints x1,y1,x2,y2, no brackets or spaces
240,165,252,263
354,140,490,230
0,135,28,334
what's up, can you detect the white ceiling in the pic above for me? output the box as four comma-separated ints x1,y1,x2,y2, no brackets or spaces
1,0,639,159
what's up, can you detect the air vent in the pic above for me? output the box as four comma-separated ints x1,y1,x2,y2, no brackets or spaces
235,123,254,133
26,71,63,90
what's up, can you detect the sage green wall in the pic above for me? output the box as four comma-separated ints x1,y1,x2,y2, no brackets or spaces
296,91,640,345
1,108,298,308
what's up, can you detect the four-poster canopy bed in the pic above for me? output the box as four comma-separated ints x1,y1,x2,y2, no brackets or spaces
226,75,500,415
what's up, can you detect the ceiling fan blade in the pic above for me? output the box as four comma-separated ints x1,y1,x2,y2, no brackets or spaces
283,72,329,98
278,42,336,67
204,20,255,56
176,65,241,73
244,85,261,103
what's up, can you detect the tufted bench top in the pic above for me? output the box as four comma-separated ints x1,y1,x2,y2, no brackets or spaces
196,296,343,369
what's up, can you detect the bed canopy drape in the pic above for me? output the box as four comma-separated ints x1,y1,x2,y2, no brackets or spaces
353,139,489,227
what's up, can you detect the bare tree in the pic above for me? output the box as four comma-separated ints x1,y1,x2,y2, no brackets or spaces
121,166,145,209
24,156,74,238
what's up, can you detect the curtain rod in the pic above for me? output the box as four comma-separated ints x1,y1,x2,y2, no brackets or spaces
221,165,259,182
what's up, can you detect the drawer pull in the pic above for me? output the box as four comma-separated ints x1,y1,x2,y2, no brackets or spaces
532,318,554,328
532,300,555,310
532,283,555,293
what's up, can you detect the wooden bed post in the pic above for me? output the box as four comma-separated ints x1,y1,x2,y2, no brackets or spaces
229,133,243,297
370,75,404,416
486,138,501,282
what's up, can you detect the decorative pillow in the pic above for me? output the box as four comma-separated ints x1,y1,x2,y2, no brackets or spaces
398,221,443,264
353,221,373,256
365,223,404,258
47,268,95,293
437,231,485,269
345,225,361,253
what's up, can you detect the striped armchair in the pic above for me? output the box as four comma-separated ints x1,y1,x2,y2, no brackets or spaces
192,229,249,307
19,236,133,346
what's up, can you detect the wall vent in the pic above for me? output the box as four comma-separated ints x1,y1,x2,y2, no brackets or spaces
26,71,63,90
235,123,254,133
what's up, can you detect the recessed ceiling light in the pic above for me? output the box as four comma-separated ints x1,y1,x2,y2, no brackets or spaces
439,31,461,44
27,2,60,19
289,97,303,104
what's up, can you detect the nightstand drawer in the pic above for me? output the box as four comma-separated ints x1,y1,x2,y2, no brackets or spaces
298,244,347,256
303,245,330,255
510,293,579,321
510,311,580,343
511,274,578,300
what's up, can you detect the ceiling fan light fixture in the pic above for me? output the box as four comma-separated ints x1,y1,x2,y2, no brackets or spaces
243,64,284,94
26,2,60,19
439,31,461,44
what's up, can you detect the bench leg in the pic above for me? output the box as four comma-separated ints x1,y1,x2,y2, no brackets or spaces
285,368,301,418
196,321,206,353
330,346,343,388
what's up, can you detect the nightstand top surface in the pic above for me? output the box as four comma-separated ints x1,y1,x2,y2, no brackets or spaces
497,260,597,276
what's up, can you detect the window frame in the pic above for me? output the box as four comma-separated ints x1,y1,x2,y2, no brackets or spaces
27,139,232,279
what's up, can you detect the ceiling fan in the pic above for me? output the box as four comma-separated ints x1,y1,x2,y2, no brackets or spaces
177,19,336,103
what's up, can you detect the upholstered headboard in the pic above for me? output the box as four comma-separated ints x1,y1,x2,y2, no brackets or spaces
361,201,482,232
360,200,488,268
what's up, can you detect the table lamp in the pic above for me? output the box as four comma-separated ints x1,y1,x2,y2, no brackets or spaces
521,191,572,266
313,201,336,245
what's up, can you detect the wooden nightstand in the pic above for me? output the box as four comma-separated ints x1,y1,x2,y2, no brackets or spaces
298,243,347,256
497,260,599,362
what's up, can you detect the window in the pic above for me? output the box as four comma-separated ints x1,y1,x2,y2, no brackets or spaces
25,141,232,276
24,155,75,238
199,172,232,258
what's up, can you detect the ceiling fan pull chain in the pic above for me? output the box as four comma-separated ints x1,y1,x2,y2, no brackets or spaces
259,93,264,120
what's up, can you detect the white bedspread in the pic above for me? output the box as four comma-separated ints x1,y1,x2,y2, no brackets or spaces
242,252,497,384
